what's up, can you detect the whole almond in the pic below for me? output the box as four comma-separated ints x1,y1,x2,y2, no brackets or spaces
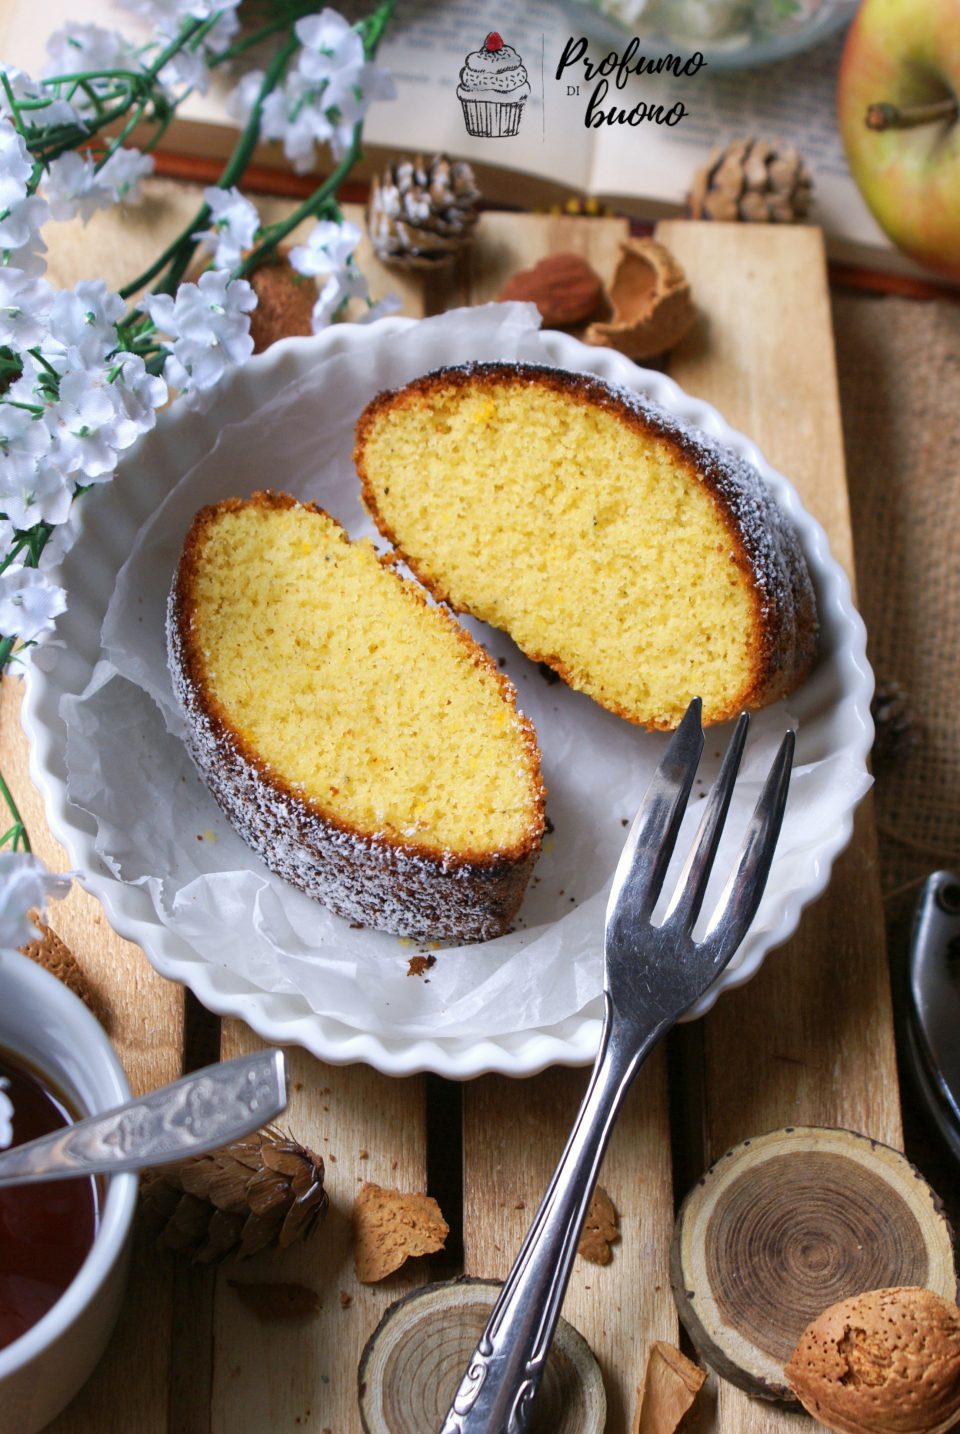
785,1287,960,1434
497,252,604,328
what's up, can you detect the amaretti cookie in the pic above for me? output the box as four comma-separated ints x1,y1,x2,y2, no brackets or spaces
354,363,818,730
166,492,544,942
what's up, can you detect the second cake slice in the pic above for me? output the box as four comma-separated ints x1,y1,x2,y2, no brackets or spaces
166,492,544,943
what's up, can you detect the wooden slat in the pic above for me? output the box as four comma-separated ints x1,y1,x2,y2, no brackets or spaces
459,211,680,1434
214,1024,429,1434
207,201,436,1434
659,220,900,1433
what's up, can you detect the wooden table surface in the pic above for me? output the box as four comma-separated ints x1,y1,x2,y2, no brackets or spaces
0,198,900,1434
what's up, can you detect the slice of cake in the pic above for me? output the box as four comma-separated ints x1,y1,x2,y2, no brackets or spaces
166,492,544,942
354,363,818,730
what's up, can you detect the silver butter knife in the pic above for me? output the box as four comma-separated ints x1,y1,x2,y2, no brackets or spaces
0,1048,286,1186
907,871,960,1161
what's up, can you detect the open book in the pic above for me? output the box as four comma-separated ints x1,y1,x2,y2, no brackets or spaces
0,0,930,279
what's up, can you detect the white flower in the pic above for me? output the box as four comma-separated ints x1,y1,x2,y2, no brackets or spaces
98,147,154,204
47,280,125,367
112,353,167,432
193,186,259,271
118,0,240,93
0,67,80,132
225,70,263,127
0,1078,12,1149
42,152,115,222
45,367,146,480
259,72,334,174
0,399,52,490
142,269,256,407
312,264,368,330
0,457,73,529
35,518,79,573
41,146,152,222
0,119,34,209
119,0,241,24
289,218,361,278
295,10,365,84
0,851,70,950
0,268,53,349
44,24,142,111
0,566,67,643
0,195,49,258
227,10,394,174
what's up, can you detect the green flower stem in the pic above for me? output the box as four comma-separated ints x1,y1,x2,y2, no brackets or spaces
36,15,207,166
94,98,149,172
120,32,299,302
234,137,358,276
0,771,29,853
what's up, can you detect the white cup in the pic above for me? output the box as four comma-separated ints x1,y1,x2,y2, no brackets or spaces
0,950,137,1433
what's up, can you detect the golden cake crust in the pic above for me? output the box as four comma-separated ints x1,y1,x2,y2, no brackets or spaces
167,491,544,943
355,363,819,730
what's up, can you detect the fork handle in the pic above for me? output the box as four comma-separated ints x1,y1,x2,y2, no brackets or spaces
439,1000,668,1434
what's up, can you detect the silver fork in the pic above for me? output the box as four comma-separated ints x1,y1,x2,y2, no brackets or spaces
439,697,795,1434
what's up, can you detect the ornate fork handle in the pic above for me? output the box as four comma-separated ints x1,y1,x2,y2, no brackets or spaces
440,1000,669,1434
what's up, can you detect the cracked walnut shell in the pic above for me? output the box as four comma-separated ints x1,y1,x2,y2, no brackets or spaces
583,238,695,360
785,1287,960,1434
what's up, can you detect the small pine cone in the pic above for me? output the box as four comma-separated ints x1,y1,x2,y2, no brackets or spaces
871,678,918,768
368,154,480,268
688,137,813,224
140,1127,328,1263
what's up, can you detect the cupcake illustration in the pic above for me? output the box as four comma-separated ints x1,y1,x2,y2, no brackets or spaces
457,32,530,139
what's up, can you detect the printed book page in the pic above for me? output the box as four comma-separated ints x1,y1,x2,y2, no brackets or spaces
0,0,909,268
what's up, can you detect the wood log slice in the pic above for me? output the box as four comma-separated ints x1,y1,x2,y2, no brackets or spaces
670,1126,957,1402
357,1277,606,1433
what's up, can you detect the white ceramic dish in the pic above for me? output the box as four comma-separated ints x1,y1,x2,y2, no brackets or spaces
22,313,873,1079
0,952,136,1434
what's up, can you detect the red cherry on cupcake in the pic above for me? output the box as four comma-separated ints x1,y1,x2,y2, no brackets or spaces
484,31,503,52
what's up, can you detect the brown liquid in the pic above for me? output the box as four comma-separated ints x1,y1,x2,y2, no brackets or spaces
0,1052,98,1350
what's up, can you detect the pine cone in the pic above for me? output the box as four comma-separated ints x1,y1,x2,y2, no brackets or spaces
368,154,480,268
688,138,813,224
871,678,918,768
140,1127,328,1263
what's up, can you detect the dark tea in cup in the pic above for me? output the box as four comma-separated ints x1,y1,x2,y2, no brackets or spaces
0,1051,98,1350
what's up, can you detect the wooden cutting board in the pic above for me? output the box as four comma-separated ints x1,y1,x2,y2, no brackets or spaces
0,201,898,1434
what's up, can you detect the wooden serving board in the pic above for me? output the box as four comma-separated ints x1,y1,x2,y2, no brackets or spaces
0,202,898,1434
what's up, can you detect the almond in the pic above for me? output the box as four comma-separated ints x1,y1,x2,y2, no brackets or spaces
785,1287,960,1434
497,252,604,328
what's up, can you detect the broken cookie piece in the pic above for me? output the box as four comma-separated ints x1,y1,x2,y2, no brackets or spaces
577,1185,620,1266
353,1181,449,1283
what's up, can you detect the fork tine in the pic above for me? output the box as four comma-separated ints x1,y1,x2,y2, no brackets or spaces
606,697,704,932
700,728,796,966
665,712,750,934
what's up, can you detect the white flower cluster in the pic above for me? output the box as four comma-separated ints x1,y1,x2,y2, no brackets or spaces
229,9,395,173
0,116,166,642
290,218,400,331
193,186,260,271
141,268,256,409
117,0,242,94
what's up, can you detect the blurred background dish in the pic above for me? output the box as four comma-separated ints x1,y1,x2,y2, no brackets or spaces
561,0,857,70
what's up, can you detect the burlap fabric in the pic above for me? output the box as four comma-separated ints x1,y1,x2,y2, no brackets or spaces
833,292,960,944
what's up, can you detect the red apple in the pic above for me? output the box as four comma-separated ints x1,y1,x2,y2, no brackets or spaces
838,0,960,280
